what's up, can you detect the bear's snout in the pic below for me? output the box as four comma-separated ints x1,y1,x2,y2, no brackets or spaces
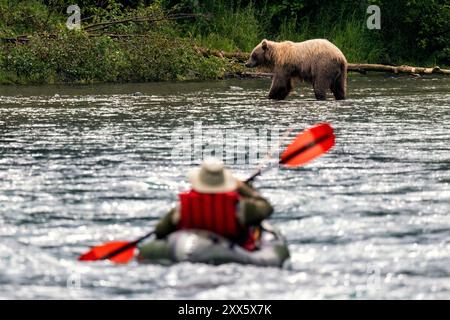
245,60,256,68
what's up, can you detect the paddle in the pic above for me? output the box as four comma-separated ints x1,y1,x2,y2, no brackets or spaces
78,122,335,264
78,233,154,263
246,122,335,182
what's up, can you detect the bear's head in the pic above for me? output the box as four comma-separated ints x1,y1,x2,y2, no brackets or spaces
245,39,272,68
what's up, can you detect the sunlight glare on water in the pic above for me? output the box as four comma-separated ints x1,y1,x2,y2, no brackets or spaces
0,76,449,299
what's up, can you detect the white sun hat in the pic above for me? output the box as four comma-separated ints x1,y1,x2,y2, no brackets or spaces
188,157,238,193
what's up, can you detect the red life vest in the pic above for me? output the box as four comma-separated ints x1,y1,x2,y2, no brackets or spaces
177,190,257,250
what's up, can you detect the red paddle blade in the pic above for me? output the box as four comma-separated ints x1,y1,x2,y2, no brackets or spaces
280,123,335,167
78,241,136,264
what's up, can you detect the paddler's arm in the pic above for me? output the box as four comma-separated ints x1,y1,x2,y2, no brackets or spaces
236,181,273,226
154,207,178,239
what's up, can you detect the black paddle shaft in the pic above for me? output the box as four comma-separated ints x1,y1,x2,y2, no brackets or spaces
246,133,332,183
101,231,155,260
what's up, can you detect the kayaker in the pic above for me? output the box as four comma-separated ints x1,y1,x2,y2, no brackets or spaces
80,123,333,265
152,157,273,251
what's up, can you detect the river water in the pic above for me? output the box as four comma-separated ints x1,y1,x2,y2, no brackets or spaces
0,76,449,299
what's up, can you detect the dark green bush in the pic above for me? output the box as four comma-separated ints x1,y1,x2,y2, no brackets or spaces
1,29,226,84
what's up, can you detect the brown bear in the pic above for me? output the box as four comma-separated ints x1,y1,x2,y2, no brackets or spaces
245,39,347,100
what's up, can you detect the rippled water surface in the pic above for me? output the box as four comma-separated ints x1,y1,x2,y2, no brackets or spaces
1,76,449,299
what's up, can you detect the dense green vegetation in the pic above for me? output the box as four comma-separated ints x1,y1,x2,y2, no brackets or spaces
0,0,448,84
170,0,449,65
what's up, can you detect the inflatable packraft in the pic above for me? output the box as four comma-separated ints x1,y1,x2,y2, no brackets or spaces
137,222,290,268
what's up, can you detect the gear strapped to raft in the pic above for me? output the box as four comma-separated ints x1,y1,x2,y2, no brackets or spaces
178,190,257,250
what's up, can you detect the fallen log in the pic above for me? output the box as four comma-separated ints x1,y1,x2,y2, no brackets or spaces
224,65,450,79
347,63,450,75
194,46,250,61
224,71,272,79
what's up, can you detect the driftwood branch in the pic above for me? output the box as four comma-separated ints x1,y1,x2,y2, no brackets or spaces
224,72,273,79
1,13,208,42
1,35,30,43
84,13,209,32
347,63,450,75
195,46,250,61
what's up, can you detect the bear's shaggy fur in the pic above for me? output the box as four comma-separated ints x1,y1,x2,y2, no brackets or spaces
245,39,348,100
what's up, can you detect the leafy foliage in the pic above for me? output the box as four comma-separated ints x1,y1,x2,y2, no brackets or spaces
0,0,448,84
0,1,226,84
165,0,449,65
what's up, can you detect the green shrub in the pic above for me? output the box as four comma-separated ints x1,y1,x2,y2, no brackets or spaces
1,29,227,84
117,32,226,81
4,40,53,83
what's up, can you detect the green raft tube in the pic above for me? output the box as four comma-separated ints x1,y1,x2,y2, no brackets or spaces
137,222,290,268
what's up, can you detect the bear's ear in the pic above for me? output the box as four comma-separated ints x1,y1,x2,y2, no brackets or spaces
262,39,268,51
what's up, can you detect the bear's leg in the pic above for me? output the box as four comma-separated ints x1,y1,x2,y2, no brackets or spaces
331,71,346,100
313,78,328,101
268,74,292,100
